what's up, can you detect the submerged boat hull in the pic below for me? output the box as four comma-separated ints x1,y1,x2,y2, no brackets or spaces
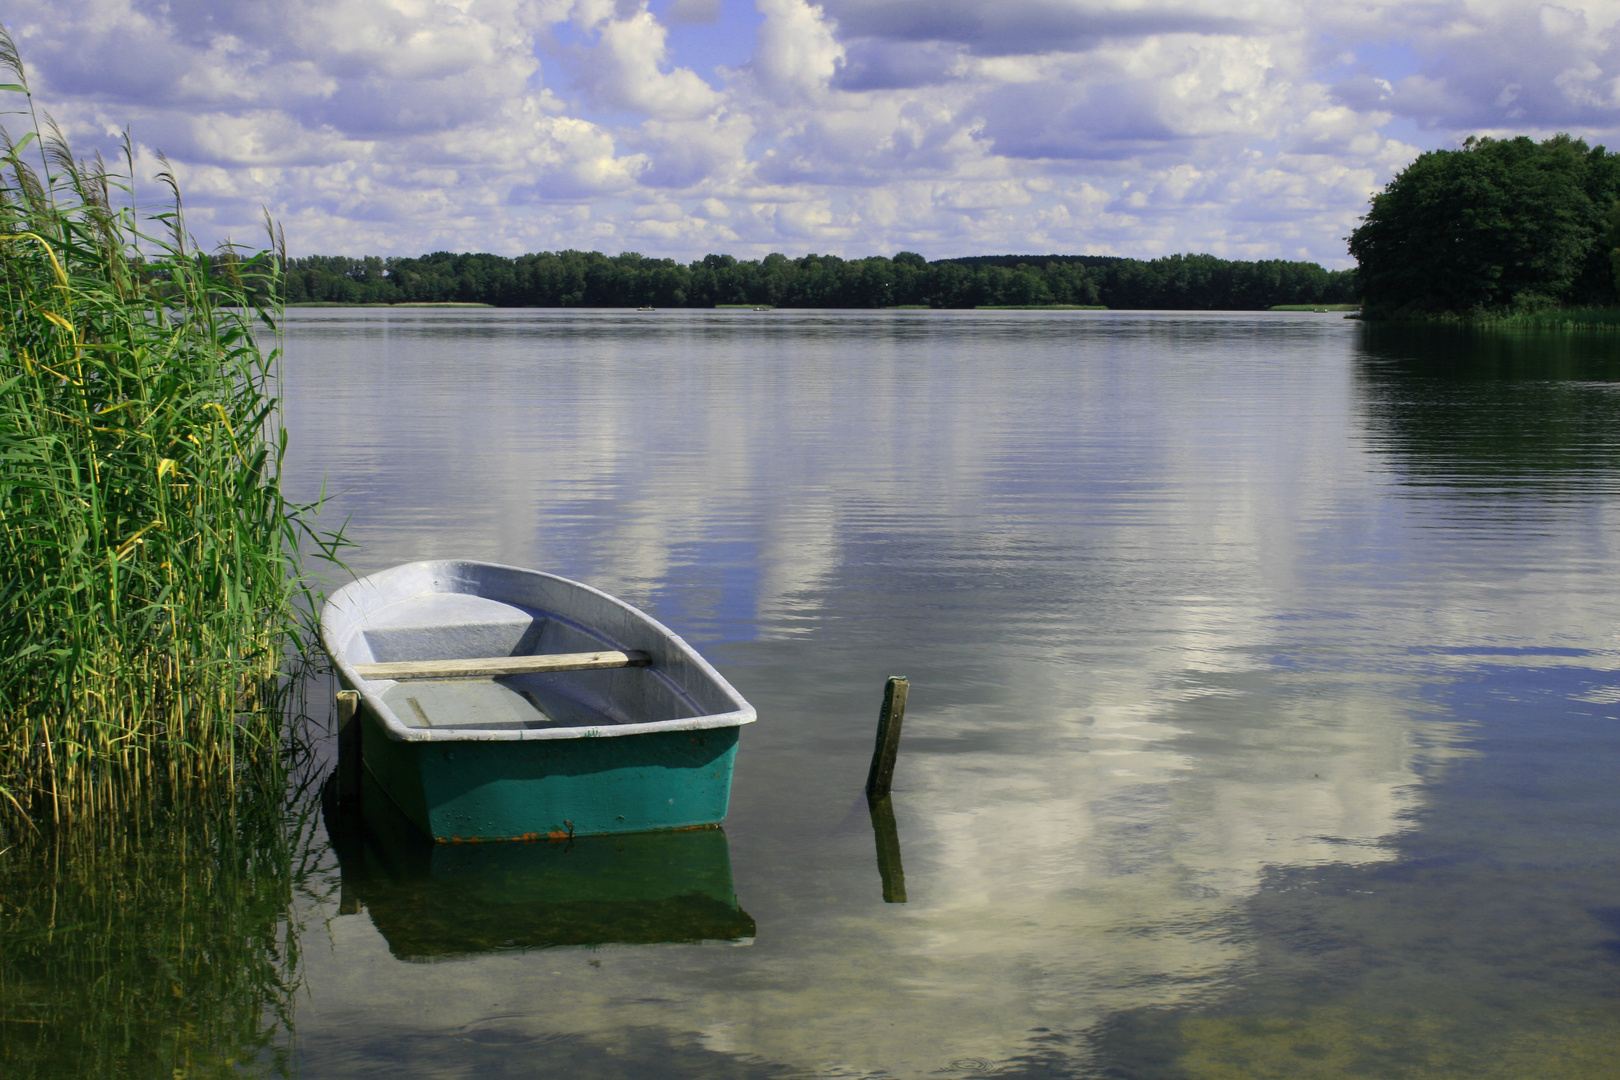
320,560,756,841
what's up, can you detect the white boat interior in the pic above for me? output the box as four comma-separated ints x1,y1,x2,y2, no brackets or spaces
322,560,755,741
335,579,702,733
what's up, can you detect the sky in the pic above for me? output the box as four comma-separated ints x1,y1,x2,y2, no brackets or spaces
6,0,1620,265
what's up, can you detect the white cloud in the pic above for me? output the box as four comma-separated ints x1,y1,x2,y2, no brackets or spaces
633,111,755,188
1320,1,1620,133
568,1,724,119
749,0,845,101
3,0,1616,263
510,114,650,198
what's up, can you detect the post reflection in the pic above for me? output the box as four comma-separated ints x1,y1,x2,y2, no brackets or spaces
867,795,908,904
323,775,754,960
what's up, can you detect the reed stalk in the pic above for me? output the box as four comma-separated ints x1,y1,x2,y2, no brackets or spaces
0,25,331,831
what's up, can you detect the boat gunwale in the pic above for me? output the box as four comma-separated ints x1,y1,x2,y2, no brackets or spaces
320,559,756,743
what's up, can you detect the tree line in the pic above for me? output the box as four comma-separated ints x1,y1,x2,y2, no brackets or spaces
1349,134,1620,318
278,249,1359,310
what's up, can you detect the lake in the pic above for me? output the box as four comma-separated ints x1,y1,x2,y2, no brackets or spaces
6,309,1620,1079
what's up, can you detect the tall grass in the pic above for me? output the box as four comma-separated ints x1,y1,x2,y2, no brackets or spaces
0,26,330,830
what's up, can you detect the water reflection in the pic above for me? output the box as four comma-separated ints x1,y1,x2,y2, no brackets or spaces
0,787,314,1079
264,310,1620,1078
1093,659,1620,1079
867,795,908,904
324,776,754,960
1356,323,1620,486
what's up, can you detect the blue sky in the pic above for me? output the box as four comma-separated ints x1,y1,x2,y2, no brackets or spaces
7,1,1620,266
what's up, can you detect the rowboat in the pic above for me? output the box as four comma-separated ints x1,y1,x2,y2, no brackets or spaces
319,560,756,841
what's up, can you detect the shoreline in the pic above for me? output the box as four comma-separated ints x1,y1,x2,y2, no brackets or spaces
285,301,495,308
279,303,1367,313
1357,306,1620,330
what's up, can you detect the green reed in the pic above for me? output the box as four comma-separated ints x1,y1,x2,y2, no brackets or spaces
0,26,330,829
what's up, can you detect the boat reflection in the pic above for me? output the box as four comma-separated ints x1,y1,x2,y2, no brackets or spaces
324,775,755,960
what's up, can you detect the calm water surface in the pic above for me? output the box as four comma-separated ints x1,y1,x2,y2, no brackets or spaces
8,310,1620,1078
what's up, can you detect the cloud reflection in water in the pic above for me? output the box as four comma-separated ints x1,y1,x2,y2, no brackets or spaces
279,311,1616,1077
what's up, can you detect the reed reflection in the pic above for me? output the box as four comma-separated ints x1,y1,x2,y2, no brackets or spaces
0,787,313,1079
324,774,754,960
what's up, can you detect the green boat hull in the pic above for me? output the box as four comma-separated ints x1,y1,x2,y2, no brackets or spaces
359,706,741,840
323,772,755,959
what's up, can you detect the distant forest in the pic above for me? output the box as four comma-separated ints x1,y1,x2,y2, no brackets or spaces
279,250,1359,310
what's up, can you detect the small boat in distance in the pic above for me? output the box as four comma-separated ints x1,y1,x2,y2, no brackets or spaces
320,560,756,842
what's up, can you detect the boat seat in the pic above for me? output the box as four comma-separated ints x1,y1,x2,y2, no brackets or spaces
354,650,650,682
360,593,544,663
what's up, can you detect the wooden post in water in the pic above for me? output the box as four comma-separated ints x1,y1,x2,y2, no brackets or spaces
865,676,909,800
336,690,362,804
